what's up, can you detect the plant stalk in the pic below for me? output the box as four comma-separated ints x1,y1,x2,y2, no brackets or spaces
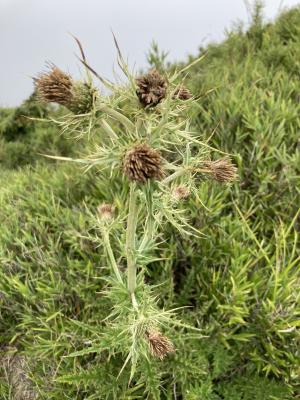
162,166,210,185
162,168,187,184
101,228,123,283
139,190,154,252
126,183,138,298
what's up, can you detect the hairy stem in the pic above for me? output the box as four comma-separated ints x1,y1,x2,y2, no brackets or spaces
98,104,135,131
162,168,187,184
139,191,154,252
101,228,123,283
126,183,138,297
162,166,209,185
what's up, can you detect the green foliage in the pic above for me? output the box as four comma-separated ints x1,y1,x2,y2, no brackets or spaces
0,93,47,140
146,41,170,72
0,94,80,169
188,6,300,233
1,4,300,399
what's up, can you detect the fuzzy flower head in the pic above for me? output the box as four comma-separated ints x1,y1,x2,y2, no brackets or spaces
34,65,97,114
123,143,164,183
34,66,73,107
136,69,168,107
146,330,175,360
97,203,115,221
203,158,237,183
172,185,190,201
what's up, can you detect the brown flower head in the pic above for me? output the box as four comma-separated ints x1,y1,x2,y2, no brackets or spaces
203,158,237,183
34,66,96,114
146,330,175,360
172,85,192,100
34,66,73,107
123,143,164,183
97,203,115,221
172,185,190,201
136,69,168,107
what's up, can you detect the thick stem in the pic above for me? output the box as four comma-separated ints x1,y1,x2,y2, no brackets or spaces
162,166,209,185
98,105,135,131
126,183,138,296
101,228,123,284
139,191,154,252
161,168,187,185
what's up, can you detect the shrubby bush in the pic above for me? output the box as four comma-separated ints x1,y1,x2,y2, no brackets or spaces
0,94,80,169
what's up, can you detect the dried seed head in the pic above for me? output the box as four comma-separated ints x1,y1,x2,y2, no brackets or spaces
97,203,115,221
203,158,237,183
173,85,192,100
136,69,168,107
172,185,190,201
34,66,96,114
146,330,175,360
34,66,73,107
123,144,164,183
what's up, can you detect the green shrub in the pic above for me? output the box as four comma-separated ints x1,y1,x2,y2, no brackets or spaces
0,93,47,140
0,94,81,170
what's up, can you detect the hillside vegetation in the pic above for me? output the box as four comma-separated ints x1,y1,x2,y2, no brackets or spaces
0,5,299,399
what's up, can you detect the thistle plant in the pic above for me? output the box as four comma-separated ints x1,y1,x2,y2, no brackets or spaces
34,36,237,374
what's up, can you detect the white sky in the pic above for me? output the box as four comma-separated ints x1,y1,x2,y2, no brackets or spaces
0,0,299,106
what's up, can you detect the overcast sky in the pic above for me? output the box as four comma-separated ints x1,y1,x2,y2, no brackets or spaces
1,0,299,107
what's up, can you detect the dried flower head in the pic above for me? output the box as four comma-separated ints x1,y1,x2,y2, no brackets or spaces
97,203,115,221
34,66,73,107
172,185,190,201
146,330,175,360
136,69,168,107
173,85,192,100
123,143,164,183
203,158,237,183
34,66,96,114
